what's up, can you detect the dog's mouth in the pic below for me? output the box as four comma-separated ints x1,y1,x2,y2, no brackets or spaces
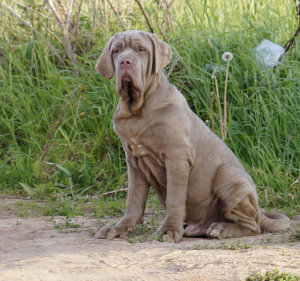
122,74,132,82
116,72,144,117
120,74,140,99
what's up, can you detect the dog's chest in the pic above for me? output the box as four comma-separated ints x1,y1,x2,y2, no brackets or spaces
114,118,161,160
113,114,160,149
113,115,166,186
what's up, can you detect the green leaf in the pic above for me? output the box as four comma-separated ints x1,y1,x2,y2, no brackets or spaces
32,159,41,178
44,161,71,177
19,182,36,196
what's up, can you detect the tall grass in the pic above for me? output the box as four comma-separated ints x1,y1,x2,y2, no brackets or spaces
0,0,299,210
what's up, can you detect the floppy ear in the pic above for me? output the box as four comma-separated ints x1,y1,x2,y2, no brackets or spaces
95,37,114,79
149,34,172,73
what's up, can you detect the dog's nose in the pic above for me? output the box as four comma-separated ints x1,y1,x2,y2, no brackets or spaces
119,58,132,67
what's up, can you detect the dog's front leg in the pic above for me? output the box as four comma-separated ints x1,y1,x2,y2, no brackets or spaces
157,158,190,242
97,162,150,240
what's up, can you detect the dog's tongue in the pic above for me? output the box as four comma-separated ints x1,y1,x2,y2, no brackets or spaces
122,74,132,82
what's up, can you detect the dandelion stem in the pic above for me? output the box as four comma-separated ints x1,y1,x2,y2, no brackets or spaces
224,58,230,140
214,75,224,140
210,93,214,133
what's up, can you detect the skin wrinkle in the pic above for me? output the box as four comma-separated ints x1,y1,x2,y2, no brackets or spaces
95,30,290,243
115,47,146,115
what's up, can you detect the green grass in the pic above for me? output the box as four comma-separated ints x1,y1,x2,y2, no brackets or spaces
0,195,126,218
0,0,299,214
186,239,253,250
245,269,300,281
288,227,300,242
52,217,82,230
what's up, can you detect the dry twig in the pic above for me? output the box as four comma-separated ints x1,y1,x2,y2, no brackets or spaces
9,0,62,26
166,55,179,78
106,0,127,31
37,17,64,46
45,0,77,64
163,0,175,29
0,3,65,65
283,0,300,55
156,23,170,43
74,0,84,39
92,0,97,35
135,0,154,33
98,188,129,198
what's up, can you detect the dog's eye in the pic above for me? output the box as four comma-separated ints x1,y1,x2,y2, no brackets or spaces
139,47,147,53
112,49,119,55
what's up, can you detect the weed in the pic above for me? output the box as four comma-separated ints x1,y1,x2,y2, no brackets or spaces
245,269,300,281
288,228,300,242
220,240,253,250
2,200,45,218
187,239,253,251
125,224,160,243
126,232,162,243
125,209,162,243
52,217,82,230
260,238,272,247
186,244,210,250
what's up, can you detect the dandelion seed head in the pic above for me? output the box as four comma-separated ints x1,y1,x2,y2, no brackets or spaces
211,70,217,79
222,52,233,62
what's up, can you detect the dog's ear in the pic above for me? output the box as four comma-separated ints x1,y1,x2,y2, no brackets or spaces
149,34,172,73
95,37,114,79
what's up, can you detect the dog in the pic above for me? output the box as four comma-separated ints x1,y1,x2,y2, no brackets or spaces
95,30,290,242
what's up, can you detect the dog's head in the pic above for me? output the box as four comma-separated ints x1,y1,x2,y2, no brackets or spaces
95,30,172,115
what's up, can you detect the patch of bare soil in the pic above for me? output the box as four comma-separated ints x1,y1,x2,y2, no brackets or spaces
0,198,300,281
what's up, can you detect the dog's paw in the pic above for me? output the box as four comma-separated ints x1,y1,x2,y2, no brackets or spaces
205,222,226,238
94,224,134,240
157,224,184,243
205,222,231,239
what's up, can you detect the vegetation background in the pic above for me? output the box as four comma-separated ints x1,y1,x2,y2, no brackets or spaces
0,0,299,217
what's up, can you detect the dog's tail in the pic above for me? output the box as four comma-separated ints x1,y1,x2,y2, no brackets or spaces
259,210,290,232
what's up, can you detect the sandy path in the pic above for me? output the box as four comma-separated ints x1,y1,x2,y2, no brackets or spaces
0,199,300,281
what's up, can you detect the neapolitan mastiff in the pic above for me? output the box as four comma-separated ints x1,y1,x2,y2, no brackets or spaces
95,30,290,242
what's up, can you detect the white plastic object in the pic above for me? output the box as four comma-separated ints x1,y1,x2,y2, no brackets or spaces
253,39,285,71
205,64,226,73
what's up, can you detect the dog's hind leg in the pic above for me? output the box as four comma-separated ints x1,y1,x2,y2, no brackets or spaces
206,164,261,238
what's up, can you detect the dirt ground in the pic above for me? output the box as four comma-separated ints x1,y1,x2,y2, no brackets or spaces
1,198,300,281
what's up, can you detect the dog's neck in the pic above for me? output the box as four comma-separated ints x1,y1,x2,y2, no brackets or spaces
116,71,168,119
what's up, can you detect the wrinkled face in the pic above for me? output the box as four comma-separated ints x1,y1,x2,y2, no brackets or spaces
110,31,153,100
96,30,172,102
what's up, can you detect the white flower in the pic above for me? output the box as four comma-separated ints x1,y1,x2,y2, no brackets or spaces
211,70,217,79
222,52,233,62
